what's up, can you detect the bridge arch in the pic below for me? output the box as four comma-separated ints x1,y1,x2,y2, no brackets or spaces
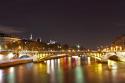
19,55,30,59
101,52,118,61
19,53,32,59
108,55,119,61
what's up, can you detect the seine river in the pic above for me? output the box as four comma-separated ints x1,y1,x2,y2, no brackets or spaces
1,56,125,83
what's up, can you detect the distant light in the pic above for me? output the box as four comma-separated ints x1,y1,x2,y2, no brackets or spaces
77,44,80,49
72,49,75,52
68,50,71,52
30,34,33,40
77,50,80,52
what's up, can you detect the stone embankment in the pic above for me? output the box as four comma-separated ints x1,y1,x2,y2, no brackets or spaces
0,58,33,68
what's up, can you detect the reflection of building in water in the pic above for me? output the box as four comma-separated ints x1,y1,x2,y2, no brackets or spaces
0,33,20,50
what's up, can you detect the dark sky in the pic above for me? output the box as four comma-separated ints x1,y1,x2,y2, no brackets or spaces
0,0,125,49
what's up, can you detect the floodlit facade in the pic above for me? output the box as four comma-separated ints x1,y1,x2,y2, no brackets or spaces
112,34,125,47
0,33,21,50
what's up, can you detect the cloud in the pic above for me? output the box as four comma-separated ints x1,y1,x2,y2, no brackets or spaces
0,25,22,33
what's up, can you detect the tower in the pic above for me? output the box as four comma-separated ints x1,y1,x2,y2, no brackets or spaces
30,34,33,40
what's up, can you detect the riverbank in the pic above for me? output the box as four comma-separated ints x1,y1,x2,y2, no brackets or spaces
0,58,33,68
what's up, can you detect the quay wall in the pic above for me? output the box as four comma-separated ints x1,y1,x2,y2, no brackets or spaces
0,58,33,68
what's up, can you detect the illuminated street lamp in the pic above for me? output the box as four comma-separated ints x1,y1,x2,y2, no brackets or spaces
68,49,71,52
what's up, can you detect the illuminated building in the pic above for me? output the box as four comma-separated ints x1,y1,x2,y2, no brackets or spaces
47,40,56,45
29,34,33,40
112,34,125,47
0,33,21,50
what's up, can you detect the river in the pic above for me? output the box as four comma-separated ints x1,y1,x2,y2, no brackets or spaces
1,56,125,83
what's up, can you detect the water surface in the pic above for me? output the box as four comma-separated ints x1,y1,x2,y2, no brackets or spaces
1,57,125,83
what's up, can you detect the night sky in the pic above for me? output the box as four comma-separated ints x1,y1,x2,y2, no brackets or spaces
0,0,125,49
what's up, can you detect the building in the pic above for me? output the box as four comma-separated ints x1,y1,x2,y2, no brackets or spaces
101,34,125,52
112,34,125,47
47,40,57,45
0,33,21,50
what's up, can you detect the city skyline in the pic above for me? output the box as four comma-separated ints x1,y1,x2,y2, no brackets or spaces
0,0,125,49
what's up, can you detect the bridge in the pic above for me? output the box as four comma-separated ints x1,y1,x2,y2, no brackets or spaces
1,50,125,63
31,50,105,62
30,51,125,62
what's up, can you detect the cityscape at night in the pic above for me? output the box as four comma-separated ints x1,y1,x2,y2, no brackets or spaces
0,0,125,83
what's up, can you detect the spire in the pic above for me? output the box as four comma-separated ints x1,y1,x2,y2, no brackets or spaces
39,37,42,42
30,34,33,40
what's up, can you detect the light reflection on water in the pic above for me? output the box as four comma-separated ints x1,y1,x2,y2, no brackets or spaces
87,57,91,65
8,67,15,83
0,70,3,83
50,59,56,83
75,66,85,83
47,60,51,74
18,66,24,83
1,56,125,83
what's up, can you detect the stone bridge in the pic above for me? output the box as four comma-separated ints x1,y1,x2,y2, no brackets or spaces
31,51,105,62
2,50,125,62
101,52,125,62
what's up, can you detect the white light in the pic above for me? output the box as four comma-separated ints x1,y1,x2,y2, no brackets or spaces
108,60,117,70
47,60,50,74
77,45,80,49
72,56,79,58
0,55,4,61
88,57,91,65
9,67,15,73
0,70,3,83
0,45,2,50
7,53,15,59
51,60,54,72
58,59,60,64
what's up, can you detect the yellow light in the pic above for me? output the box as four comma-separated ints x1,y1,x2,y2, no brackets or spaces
108,60,117,70
47,60,50,74
72,50,75,52
68,50,71,52
119,46,122,51
111,47,113,51
0,55,4,61
87,57,91,65
18,46,21,50
77,50,80,52
61,50,64,52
